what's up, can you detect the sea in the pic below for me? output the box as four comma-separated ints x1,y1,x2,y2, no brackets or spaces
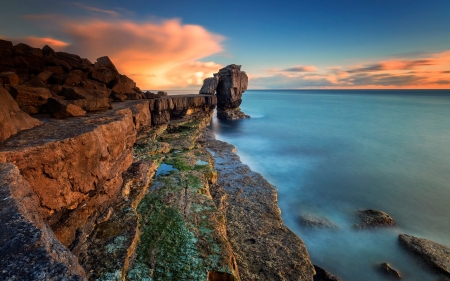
167,89,450,281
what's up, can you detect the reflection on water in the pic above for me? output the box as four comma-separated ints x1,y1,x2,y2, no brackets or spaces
211,90,450,281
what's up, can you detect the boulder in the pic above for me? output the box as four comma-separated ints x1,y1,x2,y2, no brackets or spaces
60,86,105,100
37,70,54,82
46,65,64,75
399,234,450,277
110,74,136,94
91,56,119,84
96,56,117,69
0,85,41,142
0,56,14,67
0,162,86,281
217,108,250,120
0,39,13,49
23,76,47,88
70,98,111,112
313,265,342,281
379,263,401,279
42,45,55,56
354,209,396,229
13,43,43,57
299,214,339,229
125,93,143,100
110,92,127,102
157,90,168,96
0,71,19,85
143,91,157,99
9,85,52,114
46,97,86,118
199,75,219,95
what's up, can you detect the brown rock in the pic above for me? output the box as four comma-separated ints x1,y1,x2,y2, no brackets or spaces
9,85,52,114
399,234,450,278
110,92,127,102
70,98,111,111
91,56,119,84
96,56,117,70
0,71,19,85
157,90,168,96
313,265,342,281
379,263,401,279
47,97,87,118
0,48,13,57
199,75,219,95
0,85,41,142
143,91,157,99
23,76,47,88
299,214,339,229
42,45,55,56
216,64,248,110
354,209,397,229
37,70,54,82
125,93,143,100
0,162,87,281
46,65,64,75
0,39,13,49
13,43,43,57
13,56,30,68
60,86,105,100
64,71,82,86
110,74,136,94
0,56,14,67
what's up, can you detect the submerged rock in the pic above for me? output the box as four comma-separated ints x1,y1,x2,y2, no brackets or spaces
299,214,339,230
379,262,402,279
399,234,450,278
354,209,396,229
313,265,342,281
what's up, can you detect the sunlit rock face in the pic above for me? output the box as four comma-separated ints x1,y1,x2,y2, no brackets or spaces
199,64,249,120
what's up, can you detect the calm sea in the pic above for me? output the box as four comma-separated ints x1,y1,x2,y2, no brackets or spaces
209,89,450,281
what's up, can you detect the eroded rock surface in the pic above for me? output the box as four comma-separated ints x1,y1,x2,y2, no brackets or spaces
399,234,450,278
0,162,86,281
379,262,401,279
354,209,396,229
299,214,339,230
313,265,342,281
201,128,315,280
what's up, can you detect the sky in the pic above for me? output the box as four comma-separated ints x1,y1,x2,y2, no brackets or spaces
1,0,449,90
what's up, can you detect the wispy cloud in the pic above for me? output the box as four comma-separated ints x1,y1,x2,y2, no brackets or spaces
283,65,318,72
6,36,70,48
72,2,119,16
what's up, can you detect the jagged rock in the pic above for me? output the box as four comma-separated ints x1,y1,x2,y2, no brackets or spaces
217,108,250,120
0,85,41,142
299,214,339,229
216,64,248,110
70,98,111,112
354,209,396,229
91,56,119,84
46,65,64,75
46,97,87,118
9,85,52,114
157,90,168,96
399,234,450,277
37,70,54,82
0,56,14,67
143,91,157,99
23,76,47,88
0,163,86,281
110,74,136,94
0,39,13,49
0,71,19,85
199,75,219,95
110,92,127,102
42,45,55,56
13,43,43,57
60,87,110,111
96,56,116,69
313,265,342,281
125,93,143,100
379,263,401,279
64,71,82,86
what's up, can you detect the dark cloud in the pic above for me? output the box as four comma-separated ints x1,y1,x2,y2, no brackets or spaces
348,59,433,73
342,73,425,86
282,66,317,72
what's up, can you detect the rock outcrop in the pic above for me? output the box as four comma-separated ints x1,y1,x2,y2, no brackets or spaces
0,162,86,281
379,262,402,279
299,214,339,229
0,84,41,142
313,265,342,281
399,234,450,278
354,209,396,229
199,64,249,120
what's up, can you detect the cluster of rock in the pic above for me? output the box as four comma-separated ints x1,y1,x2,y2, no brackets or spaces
200,64,249,120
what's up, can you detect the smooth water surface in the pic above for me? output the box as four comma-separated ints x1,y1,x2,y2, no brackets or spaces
210,90,450,281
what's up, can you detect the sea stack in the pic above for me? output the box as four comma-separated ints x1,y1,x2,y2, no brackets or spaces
199,64,249,120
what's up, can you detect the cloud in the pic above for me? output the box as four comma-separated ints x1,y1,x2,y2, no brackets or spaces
250,50,450,89
283,65,318,72
7,36,70,48
72,2,119,16
19,13,225,89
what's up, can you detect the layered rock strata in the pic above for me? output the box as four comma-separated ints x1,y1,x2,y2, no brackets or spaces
199,64,249,120
200,128,315,280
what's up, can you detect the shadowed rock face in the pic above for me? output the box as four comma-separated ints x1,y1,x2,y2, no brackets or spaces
399,234,450,278
0,162,86,281
313,265,341,281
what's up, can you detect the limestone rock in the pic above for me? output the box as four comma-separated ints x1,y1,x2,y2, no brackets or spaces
37,70,54,82
42,45,55,56
0,85,41,142
0,162,86,281
23,76,47,88
157,90,168,96
60,86,111,111
9,85,52,114
379,263,401,279
46,97,87,118
199,75,219,95
91,56,119,84
216,64,248,110
299,214,339,229
110,74,136,94
0,71,19,85
217,108,250,120
399,234,450,277
313,265,342,281
354,209,396,229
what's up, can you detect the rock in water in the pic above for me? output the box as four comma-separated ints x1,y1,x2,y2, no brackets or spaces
299,214,339,229
313,265,342,281
379,262,402,279
0,162,86,281
0,85,41,142
399,234,450,278
354,209,396,229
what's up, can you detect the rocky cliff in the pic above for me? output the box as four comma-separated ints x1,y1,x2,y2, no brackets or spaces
0,41,314,281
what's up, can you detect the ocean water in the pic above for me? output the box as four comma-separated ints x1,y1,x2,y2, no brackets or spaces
210,90,450,281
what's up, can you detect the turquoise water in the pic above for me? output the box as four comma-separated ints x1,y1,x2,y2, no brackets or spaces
210,90,450,281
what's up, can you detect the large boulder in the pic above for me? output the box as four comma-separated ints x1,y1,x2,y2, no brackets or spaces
0,72,19,85
0,162,86,281
9,85,53,114
399,234,450,278
216,64,248,109
110,74,136,94
199,75,219,95
46,97,86,118
299,214,339,229
90,56,119,84
60,86,111,111
0,85,41,142
313,265,342,281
